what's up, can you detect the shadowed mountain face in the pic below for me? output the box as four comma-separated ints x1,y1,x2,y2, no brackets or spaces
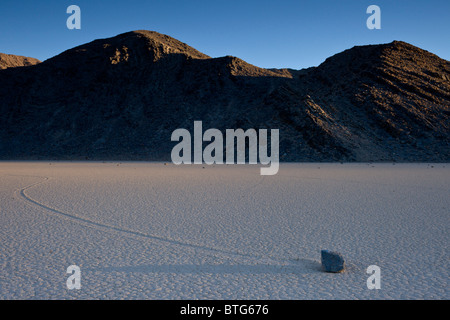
0,31,449,161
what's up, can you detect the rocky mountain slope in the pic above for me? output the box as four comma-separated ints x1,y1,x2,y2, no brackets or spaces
0,53,40,70
0,30,448,161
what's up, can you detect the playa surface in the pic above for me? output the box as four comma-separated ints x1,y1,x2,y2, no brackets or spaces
0,162,448,299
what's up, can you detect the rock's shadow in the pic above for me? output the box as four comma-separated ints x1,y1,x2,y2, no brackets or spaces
87,259,323,275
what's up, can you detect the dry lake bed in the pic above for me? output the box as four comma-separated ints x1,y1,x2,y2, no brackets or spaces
0,162,448,299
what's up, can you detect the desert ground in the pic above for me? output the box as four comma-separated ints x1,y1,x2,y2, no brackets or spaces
0,162,448,299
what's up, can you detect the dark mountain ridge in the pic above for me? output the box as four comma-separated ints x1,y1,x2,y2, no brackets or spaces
0,31,448,161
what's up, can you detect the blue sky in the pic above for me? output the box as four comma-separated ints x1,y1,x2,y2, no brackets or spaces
1,0,449,69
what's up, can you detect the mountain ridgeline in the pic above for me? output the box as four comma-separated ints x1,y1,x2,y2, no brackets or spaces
0,30,449,161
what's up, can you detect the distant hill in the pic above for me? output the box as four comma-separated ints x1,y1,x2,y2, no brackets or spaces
0,53,40,70
0,31,448,161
